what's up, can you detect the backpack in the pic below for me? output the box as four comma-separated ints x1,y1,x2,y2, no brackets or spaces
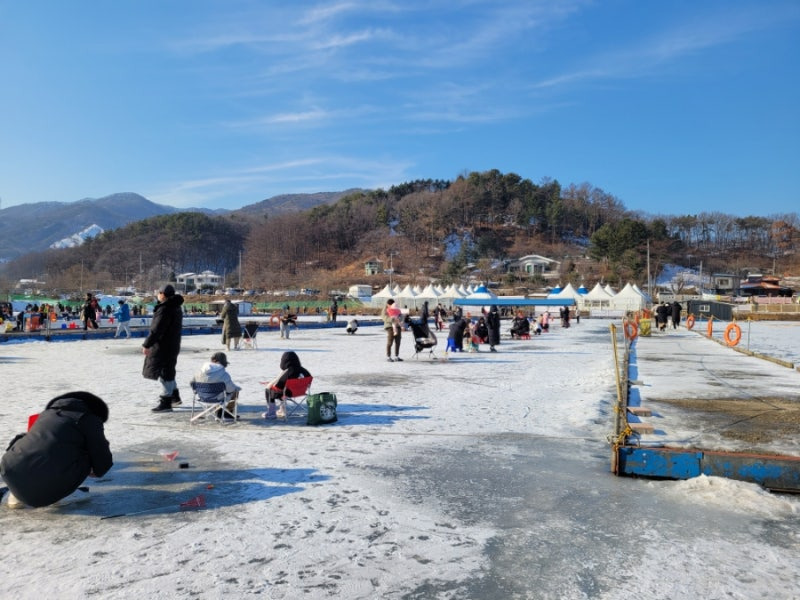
306,392,337,426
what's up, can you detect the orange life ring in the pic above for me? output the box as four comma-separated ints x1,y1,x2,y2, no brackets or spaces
724,323,742,347
270,313,280,326
623,321,638,340
686,315,695,330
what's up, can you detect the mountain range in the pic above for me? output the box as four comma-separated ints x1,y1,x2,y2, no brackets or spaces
0,190,358,261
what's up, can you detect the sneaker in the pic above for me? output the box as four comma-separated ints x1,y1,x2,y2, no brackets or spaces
394,356,403,361
387,357,394,362
275,408,286,419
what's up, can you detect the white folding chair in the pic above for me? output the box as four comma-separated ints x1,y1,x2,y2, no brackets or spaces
190,381,237,424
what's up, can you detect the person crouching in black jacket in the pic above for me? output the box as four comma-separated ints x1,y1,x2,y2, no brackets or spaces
1,392,113,508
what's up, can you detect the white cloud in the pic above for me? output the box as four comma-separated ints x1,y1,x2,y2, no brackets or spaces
146,155,414,209
532,6,799,91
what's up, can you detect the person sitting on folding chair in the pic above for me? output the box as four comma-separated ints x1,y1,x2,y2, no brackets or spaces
263,351,311,420
190,352,241,418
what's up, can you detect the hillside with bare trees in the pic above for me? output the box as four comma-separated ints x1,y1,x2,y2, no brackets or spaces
1,170,797,296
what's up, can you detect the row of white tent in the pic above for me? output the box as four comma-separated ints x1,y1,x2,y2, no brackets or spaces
368,281,652,312
368,283,487,309
546,282,652,312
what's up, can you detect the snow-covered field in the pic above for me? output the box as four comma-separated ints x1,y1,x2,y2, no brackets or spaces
1,318,799,599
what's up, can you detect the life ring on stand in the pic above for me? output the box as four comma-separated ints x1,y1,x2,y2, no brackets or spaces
623,320,638,340
724,323,742,347
270,313,280,326
686,315,695,330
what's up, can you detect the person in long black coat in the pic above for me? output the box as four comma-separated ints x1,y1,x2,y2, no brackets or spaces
671,301,682,329
486,304,501,352
220,299,242,350
143,284,184,412
82,292,98,330
1,392,113,508
655,302,670,332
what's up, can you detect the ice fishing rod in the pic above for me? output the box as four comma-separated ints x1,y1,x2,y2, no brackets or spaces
100,494,206,519
101,505,180,519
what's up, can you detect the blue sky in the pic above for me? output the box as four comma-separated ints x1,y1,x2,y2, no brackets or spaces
1,1,798,217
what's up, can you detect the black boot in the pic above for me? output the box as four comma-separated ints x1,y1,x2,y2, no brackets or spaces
171,388,182,406
152,396,174,412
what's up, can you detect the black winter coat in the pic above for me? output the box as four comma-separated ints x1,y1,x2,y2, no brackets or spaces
0,392,113,507
448,318,468,350
142,293,184,381
486,306,501,346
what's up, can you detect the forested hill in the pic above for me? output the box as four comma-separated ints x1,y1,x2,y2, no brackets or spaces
1,170,797,294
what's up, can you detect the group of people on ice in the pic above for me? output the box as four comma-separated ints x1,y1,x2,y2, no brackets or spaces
2,284,314,510
654,301,682,331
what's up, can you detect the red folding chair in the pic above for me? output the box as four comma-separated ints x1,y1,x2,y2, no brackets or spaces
282,376,313,419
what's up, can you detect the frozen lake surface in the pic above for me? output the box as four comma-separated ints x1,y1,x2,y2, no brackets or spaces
1,318,799,598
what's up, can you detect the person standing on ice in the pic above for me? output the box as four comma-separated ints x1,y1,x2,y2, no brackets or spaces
656,302,670,332
486,304,501,352
671,301,682,329
1,392,113,509
143,284,184,412
382,298,403,361
220,299,242,350
113,298,132,338
82,292,98,330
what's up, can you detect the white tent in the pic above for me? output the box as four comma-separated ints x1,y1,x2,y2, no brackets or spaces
632,283,653,305
437,284,464,308
609,283,647,312
417,283,441,304
396,284,420,309
547,282,582,301
583,282,613,309
604,284,617,296
369,284,394,308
